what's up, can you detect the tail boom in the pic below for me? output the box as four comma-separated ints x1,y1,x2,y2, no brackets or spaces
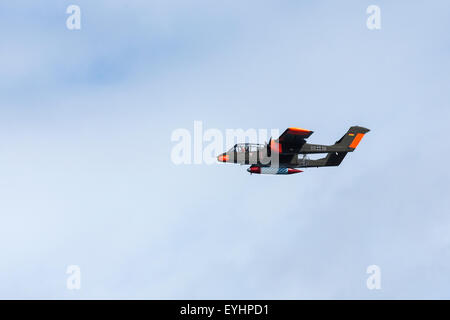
297,126,369,168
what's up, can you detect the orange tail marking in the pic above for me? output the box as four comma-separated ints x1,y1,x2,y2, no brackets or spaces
349,133,365,149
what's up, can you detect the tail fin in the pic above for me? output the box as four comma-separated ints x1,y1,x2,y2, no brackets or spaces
321,126,369,166
298,126,370,168
334,126,370,151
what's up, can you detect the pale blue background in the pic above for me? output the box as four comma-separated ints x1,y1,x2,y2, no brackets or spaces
1,1,449,299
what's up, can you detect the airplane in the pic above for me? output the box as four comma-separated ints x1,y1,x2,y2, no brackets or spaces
217,126,370,175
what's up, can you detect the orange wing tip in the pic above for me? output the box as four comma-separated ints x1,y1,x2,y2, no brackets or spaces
349,133,365,149
288,127,311,134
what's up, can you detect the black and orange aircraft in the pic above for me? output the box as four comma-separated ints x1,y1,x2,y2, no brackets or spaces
217,126,370,175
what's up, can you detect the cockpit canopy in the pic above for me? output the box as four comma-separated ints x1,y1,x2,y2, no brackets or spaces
228,143,264,153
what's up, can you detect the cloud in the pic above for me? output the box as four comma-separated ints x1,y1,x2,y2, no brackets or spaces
1,0,450,299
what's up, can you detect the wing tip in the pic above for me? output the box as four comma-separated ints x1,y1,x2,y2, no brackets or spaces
286,127,314,138
288,127,312,133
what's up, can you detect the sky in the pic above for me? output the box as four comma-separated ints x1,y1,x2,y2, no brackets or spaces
0,0,450,299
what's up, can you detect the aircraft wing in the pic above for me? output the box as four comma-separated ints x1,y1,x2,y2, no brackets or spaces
270,127,313,154
278,127,313,148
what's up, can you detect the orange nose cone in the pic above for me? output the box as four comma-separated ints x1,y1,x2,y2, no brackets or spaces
218,154,229,162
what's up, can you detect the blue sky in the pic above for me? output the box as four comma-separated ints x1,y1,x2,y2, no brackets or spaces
1,0,450,299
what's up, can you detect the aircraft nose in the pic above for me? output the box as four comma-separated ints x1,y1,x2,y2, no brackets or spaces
217,154,229,162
